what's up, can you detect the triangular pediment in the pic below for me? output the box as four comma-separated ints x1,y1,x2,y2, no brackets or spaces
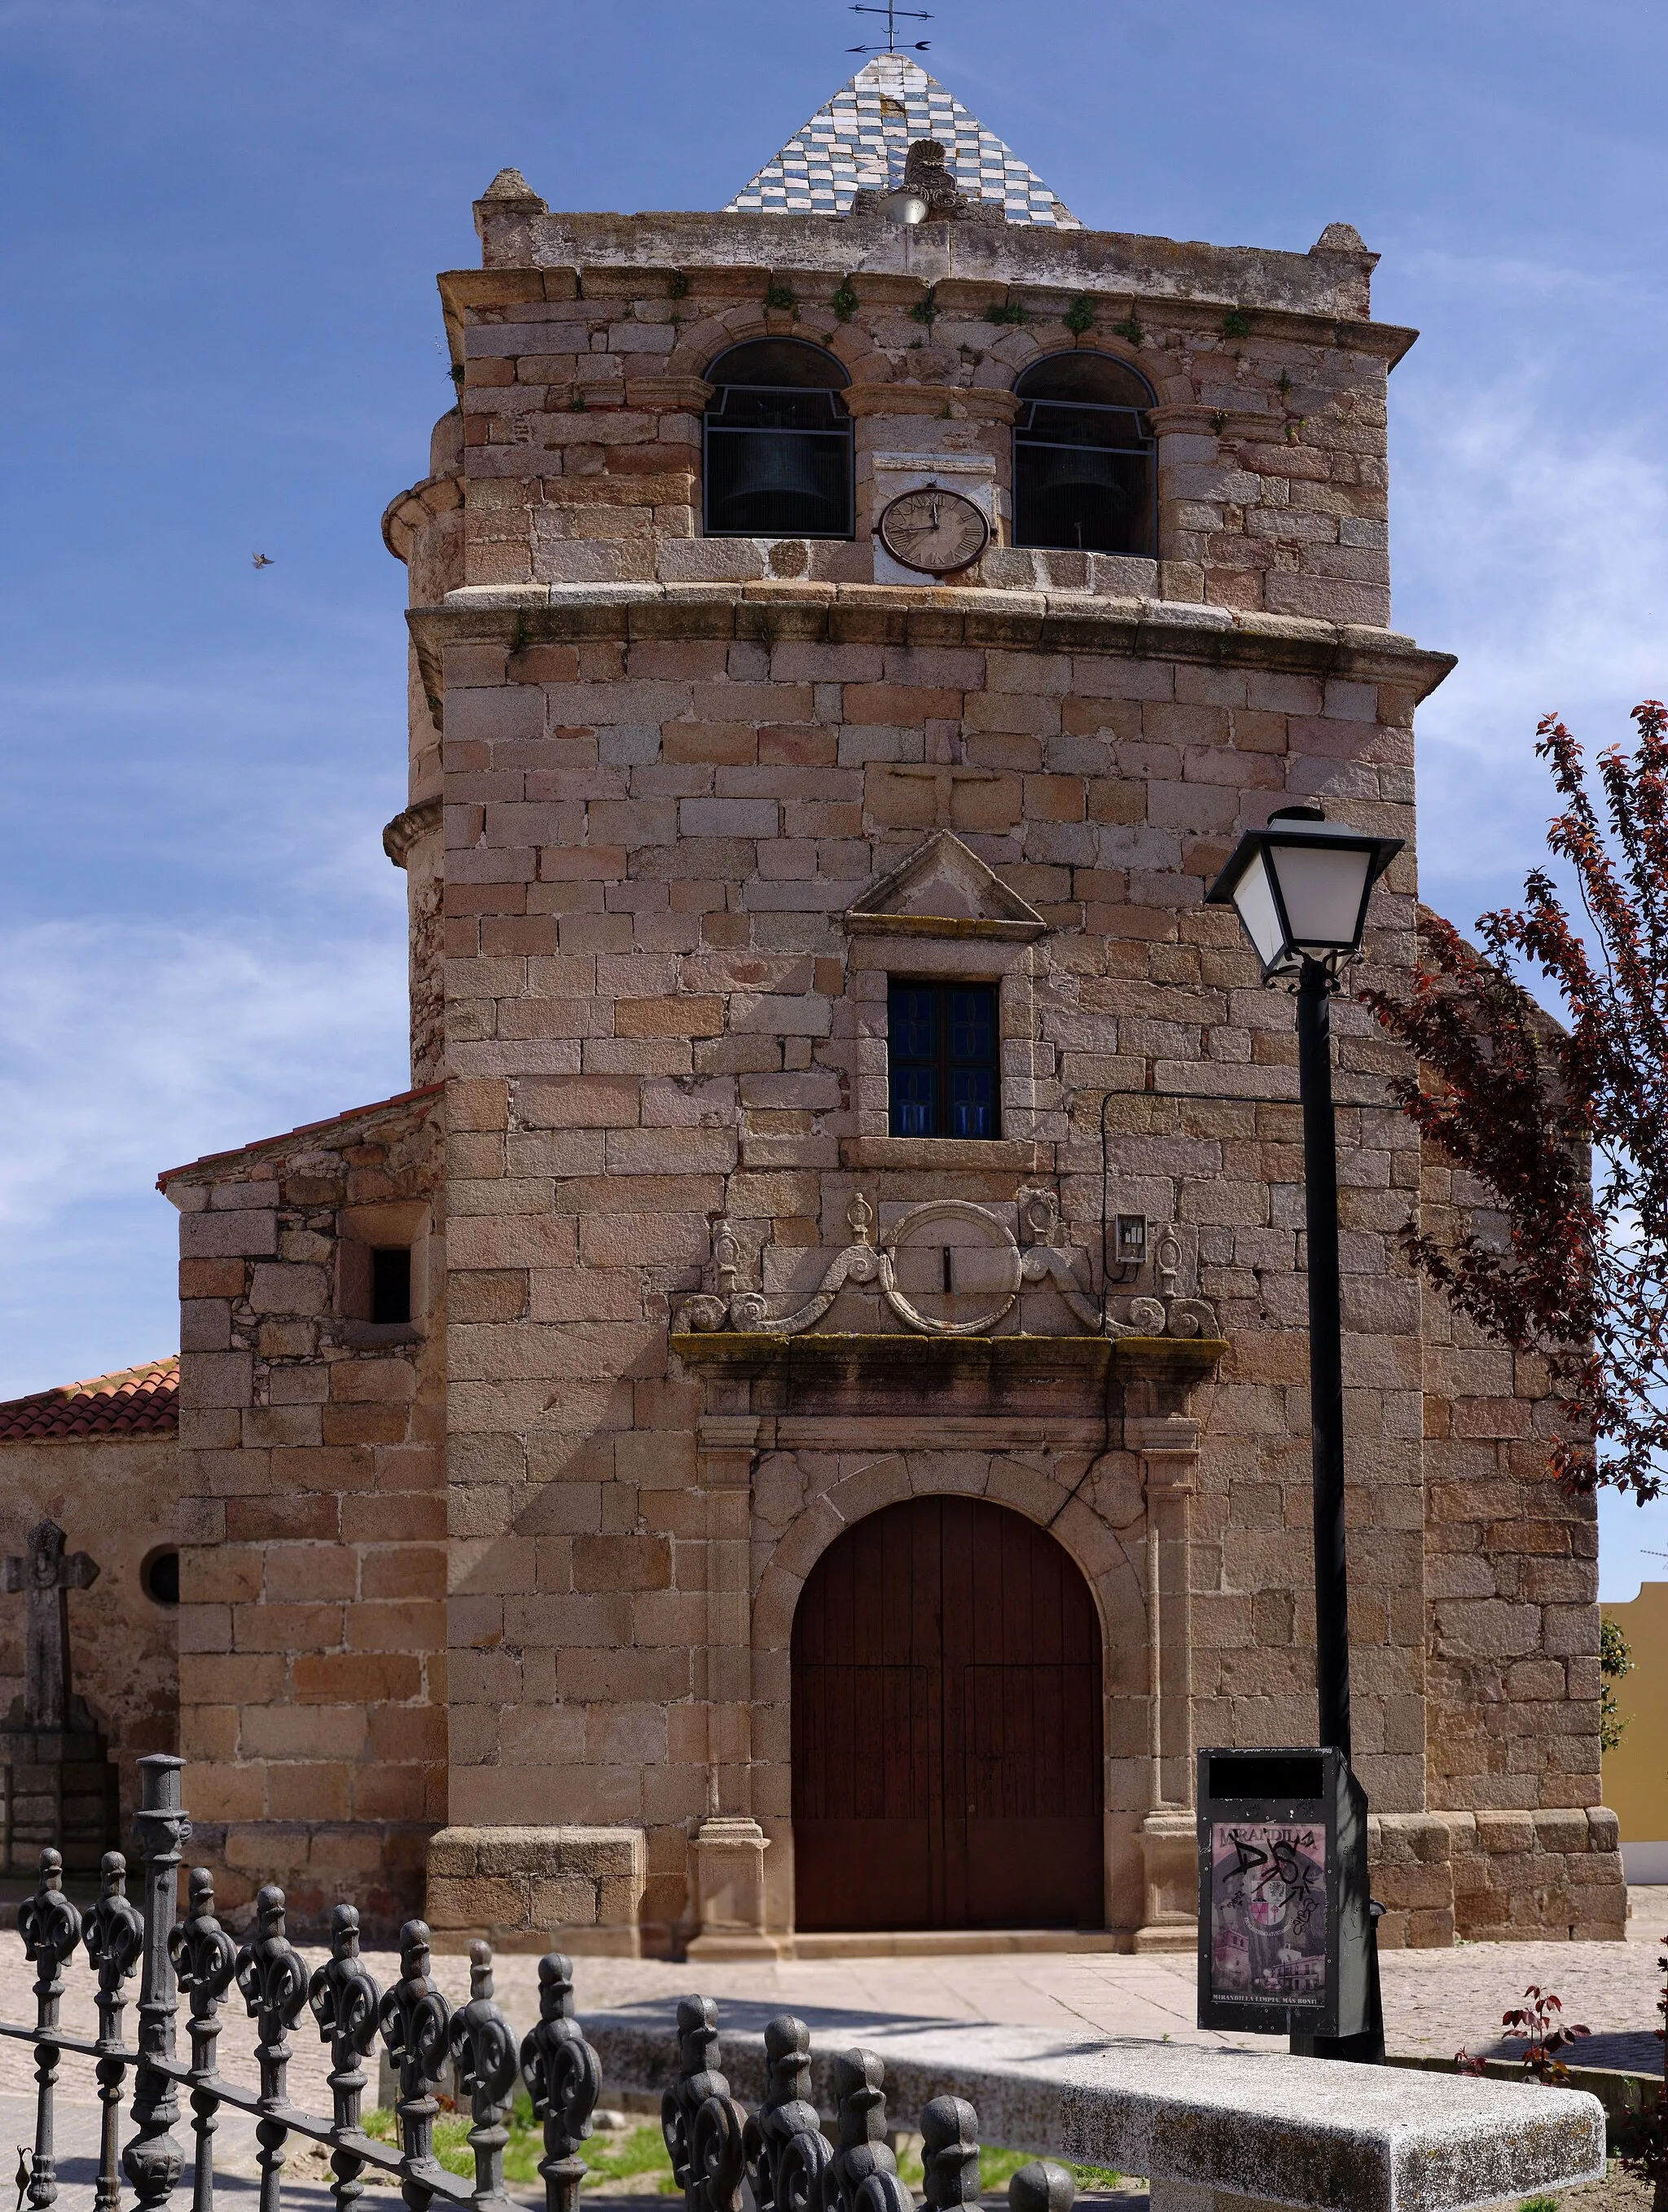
726,55,1078,227
845,831,1047,941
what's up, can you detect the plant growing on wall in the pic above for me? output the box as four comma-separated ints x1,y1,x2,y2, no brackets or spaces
1600,1617,1634,1749
1363,703,1668,1504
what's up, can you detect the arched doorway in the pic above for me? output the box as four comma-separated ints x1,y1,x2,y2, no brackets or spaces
791,1495,1104,1933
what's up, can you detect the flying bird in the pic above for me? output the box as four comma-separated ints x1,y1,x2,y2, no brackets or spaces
252,552,274,569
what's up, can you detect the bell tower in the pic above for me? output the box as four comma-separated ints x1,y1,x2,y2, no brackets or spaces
360,50,1618,1960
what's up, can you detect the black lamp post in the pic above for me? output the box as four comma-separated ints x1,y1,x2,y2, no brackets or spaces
1206,802,1404,2063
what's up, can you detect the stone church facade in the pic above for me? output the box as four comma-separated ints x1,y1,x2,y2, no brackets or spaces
0,57,1624,1951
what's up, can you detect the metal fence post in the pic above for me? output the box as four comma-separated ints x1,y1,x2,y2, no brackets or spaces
83,1850,144,2212
517,1954,600,2212
307,1904,382,2212
19,1848,83,2212
378,1920,452,2212
123,1756,190,2212
169,1868,237,2212
233,1886,308,2212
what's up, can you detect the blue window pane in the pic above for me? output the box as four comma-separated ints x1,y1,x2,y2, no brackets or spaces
889,978,999,1140
890,1064,937,1136
889,981,938,1064
949,1067,996,1138
948,988,995,1063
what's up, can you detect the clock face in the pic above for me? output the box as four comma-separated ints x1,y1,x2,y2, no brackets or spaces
877,485,990,575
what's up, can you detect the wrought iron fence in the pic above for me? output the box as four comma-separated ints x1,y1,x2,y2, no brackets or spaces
3,1755,1075,2212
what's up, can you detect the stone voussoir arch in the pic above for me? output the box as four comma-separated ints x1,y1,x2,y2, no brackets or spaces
751,1446,1147,1662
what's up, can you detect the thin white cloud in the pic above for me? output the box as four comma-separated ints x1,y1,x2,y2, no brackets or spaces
1394,350,1668,904
0,917,407,1234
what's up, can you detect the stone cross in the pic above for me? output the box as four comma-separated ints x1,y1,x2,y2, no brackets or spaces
2,1519,99,1731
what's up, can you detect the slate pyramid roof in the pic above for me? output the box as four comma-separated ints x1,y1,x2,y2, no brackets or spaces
727,55,1078,227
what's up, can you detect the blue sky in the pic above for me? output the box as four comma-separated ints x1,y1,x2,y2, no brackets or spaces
2,0,1665,1594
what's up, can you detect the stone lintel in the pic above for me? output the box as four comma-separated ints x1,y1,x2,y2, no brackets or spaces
672,1330,1117,1381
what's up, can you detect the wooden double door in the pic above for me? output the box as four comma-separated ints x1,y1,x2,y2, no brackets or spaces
791,1495,1104,1932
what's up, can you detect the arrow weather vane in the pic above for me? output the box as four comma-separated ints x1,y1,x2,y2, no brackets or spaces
848,2,932,54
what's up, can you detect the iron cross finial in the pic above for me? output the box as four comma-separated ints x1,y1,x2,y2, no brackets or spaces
847,3,932,55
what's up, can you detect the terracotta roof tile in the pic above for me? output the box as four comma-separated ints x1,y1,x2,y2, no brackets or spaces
0,1357,180,1442
156,1082,444,1190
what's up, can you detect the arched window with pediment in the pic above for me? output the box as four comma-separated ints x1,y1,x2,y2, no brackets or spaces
702,340,854,540
1012,353,1157,557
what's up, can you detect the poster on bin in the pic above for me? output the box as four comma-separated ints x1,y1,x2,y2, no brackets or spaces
1207,1821,1328,2007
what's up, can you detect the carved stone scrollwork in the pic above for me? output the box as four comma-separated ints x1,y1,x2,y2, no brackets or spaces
678,1200,1218,1341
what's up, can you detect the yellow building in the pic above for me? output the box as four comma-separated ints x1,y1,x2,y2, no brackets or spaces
1602,1581,1668,1881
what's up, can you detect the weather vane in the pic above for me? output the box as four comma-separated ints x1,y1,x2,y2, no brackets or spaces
847,2,932,54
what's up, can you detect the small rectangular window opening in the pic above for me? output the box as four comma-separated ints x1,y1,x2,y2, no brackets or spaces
371,1247,412,1325
888,979,1000,1139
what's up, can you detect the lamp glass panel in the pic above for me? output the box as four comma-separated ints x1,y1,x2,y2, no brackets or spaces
1230,853,1289,968
1266,841,1375,954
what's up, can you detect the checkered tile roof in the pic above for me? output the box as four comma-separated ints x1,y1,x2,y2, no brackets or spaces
727,55,1078,227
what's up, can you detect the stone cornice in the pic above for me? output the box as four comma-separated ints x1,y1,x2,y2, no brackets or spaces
408,582,1455,724
437,264,1416,370
383,796,443,868
455,211,1389,323
381,474,463,564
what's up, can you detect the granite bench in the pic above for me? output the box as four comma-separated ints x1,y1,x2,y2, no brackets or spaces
585,2005,1608,2212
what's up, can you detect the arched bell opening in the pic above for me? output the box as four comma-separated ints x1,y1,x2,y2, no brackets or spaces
702,339,854,540
790,1494,1106,1933
1012,353,1157,558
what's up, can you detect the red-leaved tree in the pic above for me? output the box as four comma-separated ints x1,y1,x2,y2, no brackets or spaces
1361,701,1668,1503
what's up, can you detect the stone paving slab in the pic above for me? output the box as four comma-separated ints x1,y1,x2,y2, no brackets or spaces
2,1910,1664,2113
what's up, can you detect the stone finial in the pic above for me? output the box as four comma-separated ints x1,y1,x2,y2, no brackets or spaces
1311,222,1368,254
480,166,548,209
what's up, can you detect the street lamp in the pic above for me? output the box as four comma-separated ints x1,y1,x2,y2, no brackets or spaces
1207,802,1404,2064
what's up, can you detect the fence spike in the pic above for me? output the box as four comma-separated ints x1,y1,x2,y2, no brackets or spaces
377,1919,452,2212
84,1851,144,2212
446,1942,517,2212
234,1886,308,2212
826,2049,911,2212
308,1904,382,2212
1007,2163,1074,2212
661,1999,747,2212
921,2096,981,2212
519,1954,601,2212
19,1848,81,2212
744,2017,827,2212
169,1869,237,2212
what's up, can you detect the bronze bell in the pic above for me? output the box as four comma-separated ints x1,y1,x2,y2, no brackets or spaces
710,432,833,530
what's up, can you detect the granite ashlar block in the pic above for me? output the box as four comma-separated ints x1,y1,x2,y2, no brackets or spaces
582,2013,1605,2212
